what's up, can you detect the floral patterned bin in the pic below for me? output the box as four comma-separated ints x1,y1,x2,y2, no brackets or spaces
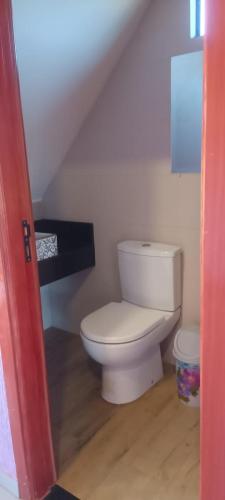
173,326,200,407
176,361,200,406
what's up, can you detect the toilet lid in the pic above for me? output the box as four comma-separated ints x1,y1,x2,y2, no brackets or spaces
81,302,166,344
173,326,200,364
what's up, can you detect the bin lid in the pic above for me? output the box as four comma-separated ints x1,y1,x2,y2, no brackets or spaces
173,326,200,364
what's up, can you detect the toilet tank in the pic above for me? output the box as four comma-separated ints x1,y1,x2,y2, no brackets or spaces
117,241,182,312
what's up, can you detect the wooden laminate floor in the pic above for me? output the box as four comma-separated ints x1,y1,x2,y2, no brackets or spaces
45,328,200,500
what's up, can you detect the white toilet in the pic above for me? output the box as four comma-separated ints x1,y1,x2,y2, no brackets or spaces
80,241,182,404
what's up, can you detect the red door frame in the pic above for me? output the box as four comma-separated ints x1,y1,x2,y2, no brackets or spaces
1,0,225,498
200,0,225,499
0,1,56,498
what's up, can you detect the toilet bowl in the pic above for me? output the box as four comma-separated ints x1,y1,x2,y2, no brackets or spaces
80,240,182,404
81,301,181,404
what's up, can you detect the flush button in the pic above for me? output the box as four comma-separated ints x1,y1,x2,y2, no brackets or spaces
142,243,151,247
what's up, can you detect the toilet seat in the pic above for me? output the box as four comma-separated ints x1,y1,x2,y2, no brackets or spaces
81,301,166,344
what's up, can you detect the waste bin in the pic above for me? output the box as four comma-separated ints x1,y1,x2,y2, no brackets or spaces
173,326,200,407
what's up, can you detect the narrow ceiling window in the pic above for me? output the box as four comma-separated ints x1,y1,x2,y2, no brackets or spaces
190,0,205,38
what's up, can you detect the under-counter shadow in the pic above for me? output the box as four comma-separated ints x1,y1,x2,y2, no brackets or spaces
44,328,117,474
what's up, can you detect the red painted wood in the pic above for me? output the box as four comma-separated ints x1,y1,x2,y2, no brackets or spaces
0,0,56,498
201,1,225,499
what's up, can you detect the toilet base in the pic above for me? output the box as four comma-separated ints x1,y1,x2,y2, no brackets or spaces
102,344,163,404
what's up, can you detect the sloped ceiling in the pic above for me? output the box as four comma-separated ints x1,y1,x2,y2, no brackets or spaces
12,0,149,201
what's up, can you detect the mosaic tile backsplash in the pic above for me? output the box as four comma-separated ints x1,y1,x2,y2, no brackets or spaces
35,232,58,261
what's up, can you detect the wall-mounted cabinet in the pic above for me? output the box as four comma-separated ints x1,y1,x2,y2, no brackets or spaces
171,50,203,173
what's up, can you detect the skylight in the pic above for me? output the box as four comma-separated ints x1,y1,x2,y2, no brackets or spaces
190,0,205,38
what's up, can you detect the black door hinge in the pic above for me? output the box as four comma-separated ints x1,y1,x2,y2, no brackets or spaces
22,220,32,263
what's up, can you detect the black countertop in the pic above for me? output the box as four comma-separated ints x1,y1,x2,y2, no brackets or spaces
35,219,95,287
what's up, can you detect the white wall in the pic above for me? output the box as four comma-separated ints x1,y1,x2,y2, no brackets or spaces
42,0,202,345
12,0,149,201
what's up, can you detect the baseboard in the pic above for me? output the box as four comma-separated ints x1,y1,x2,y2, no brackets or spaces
0,472,19,498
